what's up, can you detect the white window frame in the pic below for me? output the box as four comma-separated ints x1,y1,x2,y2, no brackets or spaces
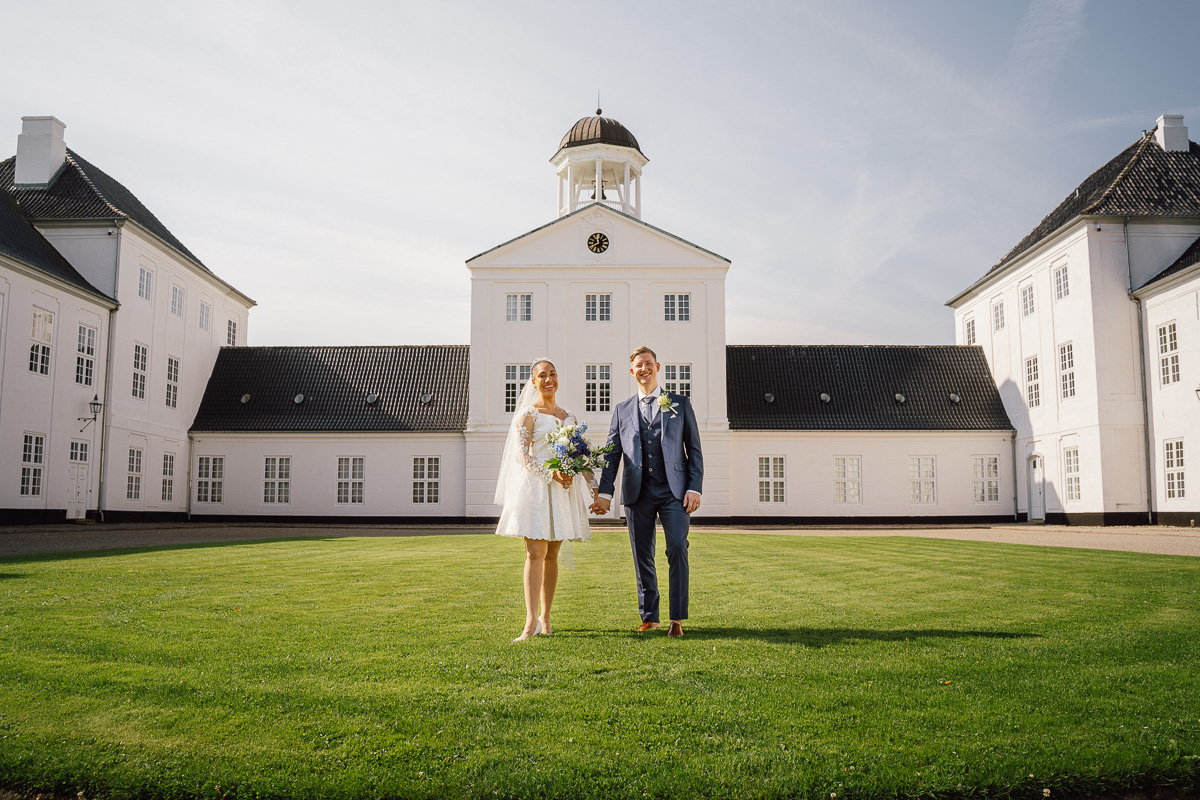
127,447,142,501
1025,355,1041,408
1053,264,1070,300
1063,446,1081,502
76,323,96,386
196,456,224,503
1020,283,1035,318
132,343,148,399
1058,342,1075,400
162,453,175,502
584,293,612,322
663,364,692,397
170,285,185,318
972,455,1000,503
199,301,211,332
413,456,440,504
965,316,976,346
585,364,612,412
69,440,89,463
20,433,45,497
833,455,862,504
505,293,532,323
504,364,532,413
1158,322,1180,385
29,306,53,376
138,267,153,301
992,299,1005,332
226,319,238,346
263,456,291,504
664,293,691,322
908,456,936,504
1164,439,1185,500
165,356,180,409
337,456,364,504
757,456,785,503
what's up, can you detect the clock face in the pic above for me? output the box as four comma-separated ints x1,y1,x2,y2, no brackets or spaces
587,232,610,253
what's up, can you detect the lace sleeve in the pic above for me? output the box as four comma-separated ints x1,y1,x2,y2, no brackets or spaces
519,410,554,484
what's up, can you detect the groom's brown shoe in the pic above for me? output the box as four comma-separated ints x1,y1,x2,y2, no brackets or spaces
635,621,661,633
667,622,683,638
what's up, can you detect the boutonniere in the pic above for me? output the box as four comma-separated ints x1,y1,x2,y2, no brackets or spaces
657,393,681,417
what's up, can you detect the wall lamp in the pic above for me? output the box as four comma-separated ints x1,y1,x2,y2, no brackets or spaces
78,394,103,432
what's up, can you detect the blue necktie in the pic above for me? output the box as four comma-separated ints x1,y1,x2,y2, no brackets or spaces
640,395,655,426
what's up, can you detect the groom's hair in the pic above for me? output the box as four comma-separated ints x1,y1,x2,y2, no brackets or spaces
630,346,657,363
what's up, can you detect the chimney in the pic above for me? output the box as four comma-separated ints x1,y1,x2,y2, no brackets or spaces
14,116,67,186
1154,114,1189,153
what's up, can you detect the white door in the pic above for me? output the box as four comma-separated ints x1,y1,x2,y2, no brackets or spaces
67,464,89,520
1028,455,1045,521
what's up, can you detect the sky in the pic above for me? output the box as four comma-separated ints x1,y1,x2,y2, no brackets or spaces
3,0,1198,347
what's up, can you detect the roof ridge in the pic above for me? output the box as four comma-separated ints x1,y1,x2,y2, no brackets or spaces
1084,130,1154,214
64,151,127,219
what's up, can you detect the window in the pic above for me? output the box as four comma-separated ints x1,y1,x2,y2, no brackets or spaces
1021,284,1035,317
132,344,148,399
504,364,532,412
1054,264,1070,300
1059,343,1075,399
1158,322,1180,385
413,456,440,504
264,457,291,504
664,293,691,322
505,293,532,322
69,441,88,463
126,447,142,500
337,457,364,504
29,306,53,375
1165,440,1185,500
992,300,1006,332
1064,447,1081,502
165,357,179,409
834,456,862,504
138,267,153,301
908,456,936,504
758,456,785,503
585,364,612,412
199,302,211,332
226,319,237,346
162,453,175,502
973,456,1000,502
170,285,185,317
1025,355,1041,407
663,364,692,397
76,324,96,386
197,456,224,503
965,317,976,346
20,434,45,497
585,293,611,322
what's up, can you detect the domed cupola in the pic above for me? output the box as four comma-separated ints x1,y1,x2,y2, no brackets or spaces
551,109,648,219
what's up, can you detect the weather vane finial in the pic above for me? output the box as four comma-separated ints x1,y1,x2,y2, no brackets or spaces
596,90,601,116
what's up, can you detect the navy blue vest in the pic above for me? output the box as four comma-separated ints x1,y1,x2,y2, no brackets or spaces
639,400,668,486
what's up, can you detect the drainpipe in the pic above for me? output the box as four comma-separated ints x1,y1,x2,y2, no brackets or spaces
1010,430,1019,521
96,230,122,523
1124,218,1155,525
186,433,193,520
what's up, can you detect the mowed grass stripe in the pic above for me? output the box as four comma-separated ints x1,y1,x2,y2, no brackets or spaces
0,533,1197,800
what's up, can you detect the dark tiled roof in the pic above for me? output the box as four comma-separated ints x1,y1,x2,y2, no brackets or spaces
555,114,643,157
727,345,1012,431
0,188,113,301
1,148,205,268
1142,235,1200,289
190,346,470,433
986,130,1200,276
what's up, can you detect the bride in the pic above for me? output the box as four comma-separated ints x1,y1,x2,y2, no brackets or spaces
495,358,598,641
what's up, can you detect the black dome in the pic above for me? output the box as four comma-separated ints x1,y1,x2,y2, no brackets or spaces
557,114,642,155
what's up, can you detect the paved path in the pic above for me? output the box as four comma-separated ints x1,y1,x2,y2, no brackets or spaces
0,520,1198,558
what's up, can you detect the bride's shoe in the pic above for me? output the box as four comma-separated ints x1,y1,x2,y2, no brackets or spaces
512,620,542,642
538,617,552,635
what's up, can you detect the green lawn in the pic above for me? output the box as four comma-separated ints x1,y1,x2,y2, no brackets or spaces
0,531,1197,800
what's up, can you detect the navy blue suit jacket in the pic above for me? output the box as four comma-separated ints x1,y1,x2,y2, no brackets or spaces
597,392,704,505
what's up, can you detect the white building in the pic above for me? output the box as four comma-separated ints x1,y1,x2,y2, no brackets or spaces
948,114,1200,525
189,113,1015,523
0,116,255,523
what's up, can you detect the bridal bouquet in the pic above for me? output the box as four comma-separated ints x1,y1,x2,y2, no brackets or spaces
544,421,614,477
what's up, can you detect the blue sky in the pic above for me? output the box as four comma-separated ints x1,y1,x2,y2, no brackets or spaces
3,0,1197,346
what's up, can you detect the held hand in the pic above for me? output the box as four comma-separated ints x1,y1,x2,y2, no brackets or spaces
552,470,573,489
683,492,701,514
591,496,611,515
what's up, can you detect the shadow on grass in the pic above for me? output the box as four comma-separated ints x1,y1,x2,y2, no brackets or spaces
566,627,1039,647
0,572,26,580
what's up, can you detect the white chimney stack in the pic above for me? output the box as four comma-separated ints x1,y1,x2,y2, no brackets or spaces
15,116,67,186
1154,114,1189,153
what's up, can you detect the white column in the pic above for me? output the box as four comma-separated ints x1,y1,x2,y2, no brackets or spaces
557,173,563,217
635,174,641,218
567,164,576,213
595,158,603,202
623,163,630,213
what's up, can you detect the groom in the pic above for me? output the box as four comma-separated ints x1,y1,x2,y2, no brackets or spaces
592,346,704,637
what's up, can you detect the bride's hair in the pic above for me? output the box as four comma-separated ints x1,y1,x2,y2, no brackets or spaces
529,357,555,376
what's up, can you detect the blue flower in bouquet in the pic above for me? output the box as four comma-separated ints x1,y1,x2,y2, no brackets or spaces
544,421,613,478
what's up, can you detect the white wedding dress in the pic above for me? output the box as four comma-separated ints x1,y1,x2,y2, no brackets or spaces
495,408,594,542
